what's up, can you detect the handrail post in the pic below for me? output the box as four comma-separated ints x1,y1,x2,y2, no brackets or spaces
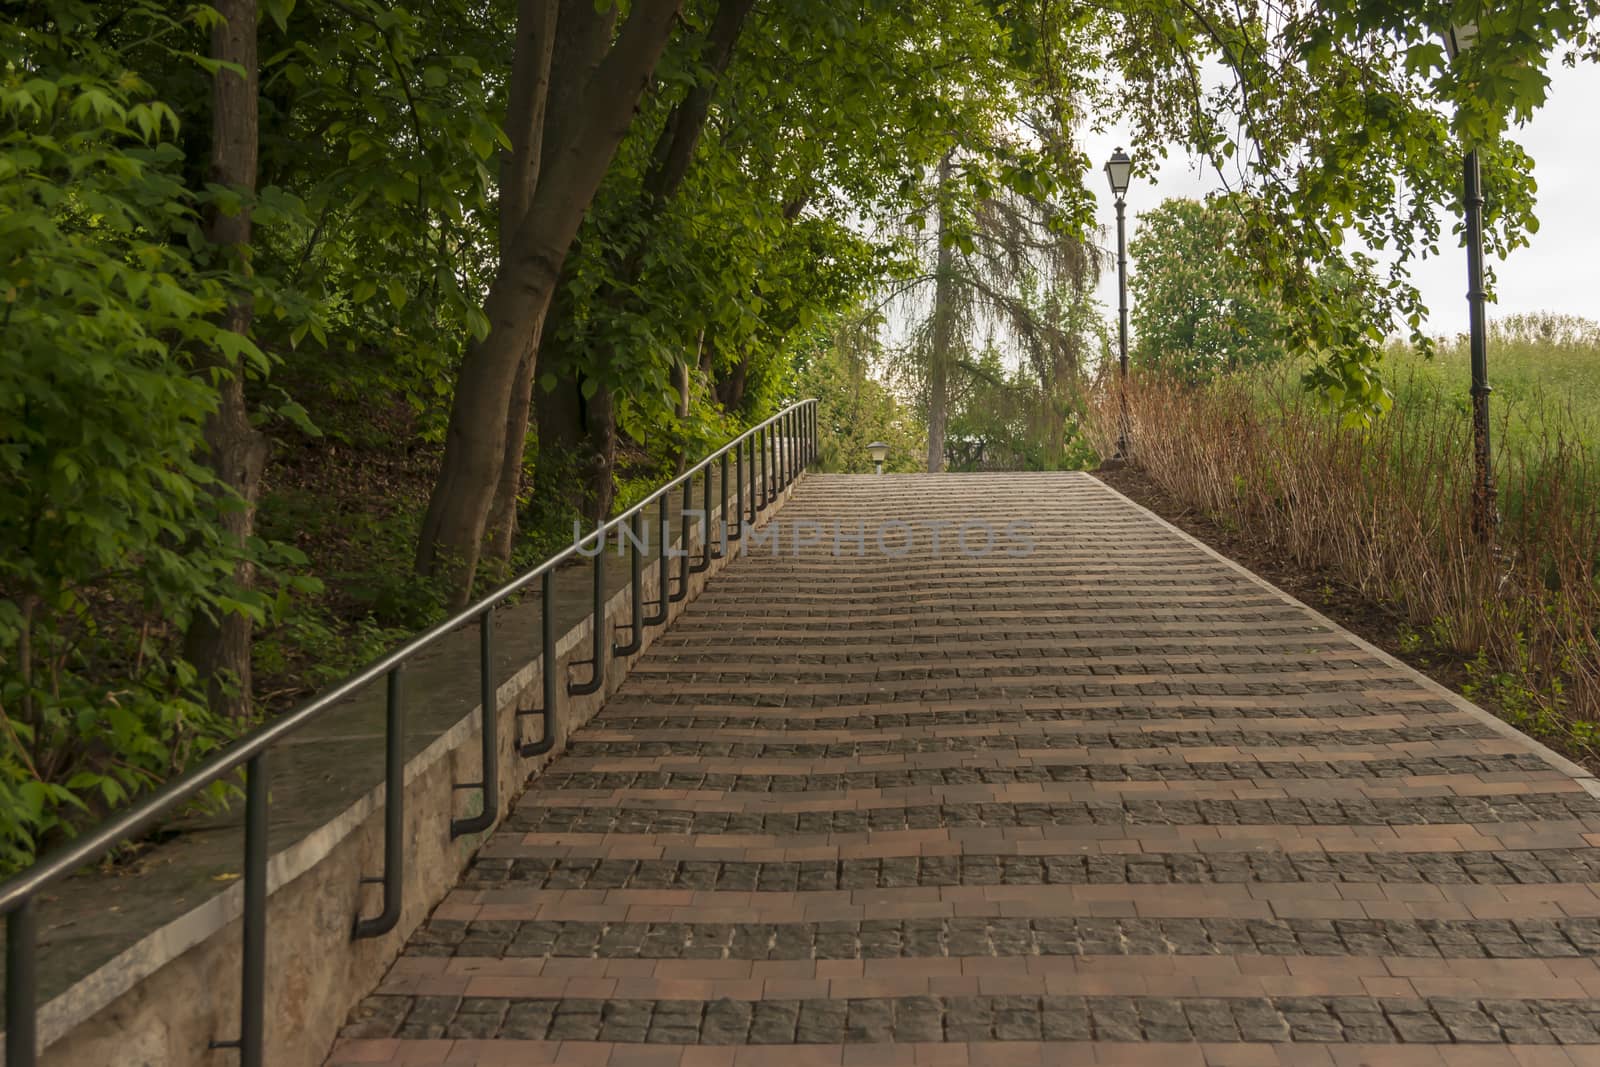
450,610,499,838
670,479,691,602
517,570,557,757
7,898,37,1067
353,668,404,939
719,451,730,555
613,510,645,656
242,755,267,1067
569,532,607,695
211,753,267,1064
642,497,670,625
759,426,768,508
747,434,758,523
732,445,743,542
777,414,786,490
692,467,713,572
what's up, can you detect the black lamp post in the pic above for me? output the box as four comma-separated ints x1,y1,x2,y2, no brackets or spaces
1444,20,1496,543
1104,148,1134,457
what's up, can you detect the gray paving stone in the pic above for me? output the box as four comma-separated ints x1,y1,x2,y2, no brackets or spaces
336,477,1600,1060
509,790,1600,835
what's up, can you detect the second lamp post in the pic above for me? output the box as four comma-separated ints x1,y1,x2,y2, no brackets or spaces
867,441,889,475
1105,148,1134,457
1443,19,1496,543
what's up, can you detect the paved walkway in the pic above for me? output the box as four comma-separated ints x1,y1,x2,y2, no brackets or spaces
328,473,1600,1066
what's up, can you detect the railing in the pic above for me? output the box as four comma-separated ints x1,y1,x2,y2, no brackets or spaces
0,399,820,1067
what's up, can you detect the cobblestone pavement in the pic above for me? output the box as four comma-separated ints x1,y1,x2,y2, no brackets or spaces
327,473,1600,1066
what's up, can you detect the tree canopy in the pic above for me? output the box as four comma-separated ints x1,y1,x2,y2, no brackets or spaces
1129,196,1286,377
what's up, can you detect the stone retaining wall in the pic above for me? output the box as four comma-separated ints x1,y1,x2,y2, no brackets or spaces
30,479,797,1067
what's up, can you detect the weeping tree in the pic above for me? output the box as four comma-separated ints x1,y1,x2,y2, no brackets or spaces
890,122,1105,472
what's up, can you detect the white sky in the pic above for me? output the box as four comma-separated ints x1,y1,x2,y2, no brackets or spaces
1081,62,1600,339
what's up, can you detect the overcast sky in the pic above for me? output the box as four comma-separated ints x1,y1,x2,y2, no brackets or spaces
1082,61,1600,339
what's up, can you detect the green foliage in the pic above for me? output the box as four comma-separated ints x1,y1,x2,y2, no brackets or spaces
1387,314,1600,447
252,0,507,429
544,0,1096,495
795,317,925,474
1102,0,1596,417
0,3,285,868
1463,638,1596,756
944,348,1099,471
0,0,507,870
1129,197,1288,378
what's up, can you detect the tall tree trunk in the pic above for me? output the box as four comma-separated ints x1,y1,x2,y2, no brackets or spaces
926,152,956,473
415,0,682,607
714,353,748,412
185,0,267,720
530,285,593,522
580,384,617,524
483,349,536,567
482,0,560,567
540,0,756,522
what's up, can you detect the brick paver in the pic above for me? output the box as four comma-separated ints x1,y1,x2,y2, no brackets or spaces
326,473,1600,1065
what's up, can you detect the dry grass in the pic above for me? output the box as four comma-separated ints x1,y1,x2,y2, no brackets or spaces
1089,368,1600,744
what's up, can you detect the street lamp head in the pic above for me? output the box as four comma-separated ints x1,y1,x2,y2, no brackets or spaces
1104,148,1133,200
1442,19,1478,60
867,440,889,475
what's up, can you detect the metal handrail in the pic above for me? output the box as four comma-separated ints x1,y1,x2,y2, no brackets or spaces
0,398,819,1067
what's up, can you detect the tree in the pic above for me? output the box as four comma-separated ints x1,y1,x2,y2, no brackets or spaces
891,127,1104,472
528,0,1064,516
0,1,290,864
183,0,266,720
0,0,513,865
413,0,683,607
1129,196,1287,379
527,0,757,531
796,314,926,474
925,152,958,472
1098,0,1599,414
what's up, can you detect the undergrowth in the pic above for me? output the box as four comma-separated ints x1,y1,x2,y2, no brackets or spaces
1089,359,1600,755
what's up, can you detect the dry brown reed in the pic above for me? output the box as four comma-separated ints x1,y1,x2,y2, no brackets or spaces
1089,368,1600,739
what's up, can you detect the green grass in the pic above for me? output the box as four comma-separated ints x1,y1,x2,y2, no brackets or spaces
1385,312,1600,452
